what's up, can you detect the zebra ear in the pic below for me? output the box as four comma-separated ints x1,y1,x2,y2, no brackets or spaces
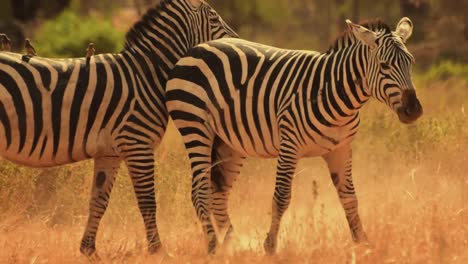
187,0,203,8
346,19,378,50
394,17,413,43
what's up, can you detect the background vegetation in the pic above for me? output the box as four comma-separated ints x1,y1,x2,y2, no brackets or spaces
0,0,467,263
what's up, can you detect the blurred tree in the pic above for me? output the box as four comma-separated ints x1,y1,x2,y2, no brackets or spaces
210,0,291,42
70,0,130,16
11,0,40,22
400,0,429,41
465,16,468,41
133,0,157,16
0,0,72,51
352,0,360,22
437,0,467,41
0,1,24,51
12,0,71,22
34,10,124,57
335,0,347,37
0,0,12,21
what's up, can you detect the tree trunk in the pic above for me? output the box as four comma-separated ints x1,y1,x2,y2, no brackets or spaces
133,0,143,16
0,1,24,52
353,0,360,22
464,2,468,40
335,0,346,35
0,0,12,21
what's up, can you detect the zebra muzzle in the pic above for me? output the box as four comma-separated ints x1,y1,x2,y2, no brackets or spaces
397,89,423,124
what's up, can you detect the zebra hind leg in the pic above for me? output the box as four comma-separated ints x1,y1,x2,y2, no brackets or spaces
80,156,120,258
210,137,245,246
178,124,219,254
123,147,162,254
322,144,368,243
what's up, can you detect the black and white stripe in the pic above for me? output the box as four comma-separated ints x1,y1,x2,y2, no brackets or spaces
0,0,237,257
166,18,422,254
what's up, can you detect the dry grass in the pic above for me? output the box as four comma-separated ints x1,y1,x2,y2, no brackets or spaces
0,77,467,263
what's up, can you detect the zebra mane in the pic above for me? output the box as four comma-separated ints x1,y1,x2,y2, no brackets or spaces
124,0,175,49
327,19,392,53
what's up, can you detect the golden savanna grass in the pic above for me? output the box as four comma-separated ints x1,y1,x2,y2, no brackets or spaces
0,76,467,263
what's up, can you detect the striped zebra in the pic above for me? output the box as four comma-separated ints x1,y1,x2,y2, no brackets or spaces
0,0,237,257
166,17,422,254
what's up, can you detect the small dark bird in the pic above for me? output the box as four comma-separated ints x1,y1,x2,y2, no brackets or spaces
86,42,95,58
25,39,37,56
0,34,12,52
85,43,95,68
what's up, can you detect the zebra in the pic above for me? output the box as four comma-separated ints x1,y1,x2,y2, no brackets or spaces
0,0,237,257
166,17,423,254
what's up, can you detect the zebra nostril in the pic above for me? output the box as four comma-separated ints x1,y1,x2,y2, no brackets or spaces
405,107,412,116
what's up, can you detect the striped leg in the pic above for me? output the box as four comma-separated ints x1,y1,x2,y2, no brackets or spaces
180,126,218,254
124,147,162,254
323,144,368,242
210,137,245,244
264,142,299,255
80,156,120,257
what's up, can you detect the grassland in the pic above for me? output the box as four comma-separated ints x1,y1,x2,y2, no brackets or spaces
0,74,467,263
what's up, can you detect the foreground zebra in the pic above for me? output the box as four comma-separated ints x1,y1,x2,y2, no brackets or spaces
166,18,423,254
0,0,237,257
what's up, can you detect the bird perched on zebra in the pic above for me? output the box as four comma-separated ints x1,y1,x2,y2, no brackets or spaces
86,42,95,58
166,17,422,254
0,34,12,51
0,0,237,258
85,42,95,67
24,38,37,56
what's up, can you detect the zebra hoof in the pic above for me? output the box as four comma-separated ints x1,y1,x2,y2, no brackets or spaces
352,231,369,244
263,233,277,255
220,227,236,254
148,242,163,255
80,247,101,262
207,238,218,255
147,246,170,264
80,241,97,256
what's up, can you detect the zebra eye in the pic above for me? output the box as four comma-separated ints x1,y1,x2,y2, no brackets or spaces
209,14,220,23
380,62,391,71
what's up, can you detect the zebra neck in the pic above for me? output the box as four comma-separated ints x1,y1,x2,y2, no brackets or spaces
318,45,371,125
123,37,188,79
121,29,191,97
123,2,192,78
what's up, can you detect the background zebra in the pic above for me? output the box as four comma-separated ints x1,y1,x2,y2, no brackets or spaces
0,0,237,257
166,17,422,254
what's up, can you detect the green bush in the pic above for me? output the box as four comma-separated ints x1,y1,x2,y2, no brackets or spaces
421,61,468,81
33,10,125,58
387,116,460,156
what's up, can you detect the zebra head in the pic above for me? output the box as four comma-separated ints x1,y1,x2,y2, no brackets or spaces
346,18,423,124
186,0,238,44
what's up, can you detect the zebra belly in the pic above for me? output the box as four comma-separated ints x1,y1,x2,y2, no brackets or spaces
212,129,280,158
0,127,112,167
208,121,350,158
301,127,357,158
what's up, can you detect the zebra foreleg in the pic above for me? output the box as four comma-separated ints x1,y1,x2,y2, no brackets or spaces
264,141,299,255
80,156,120,257
210,138,245,245
323,144,368,243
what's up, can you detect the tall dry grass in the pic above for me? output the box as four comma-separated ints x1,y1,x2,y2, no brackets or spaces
0,76,467,263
